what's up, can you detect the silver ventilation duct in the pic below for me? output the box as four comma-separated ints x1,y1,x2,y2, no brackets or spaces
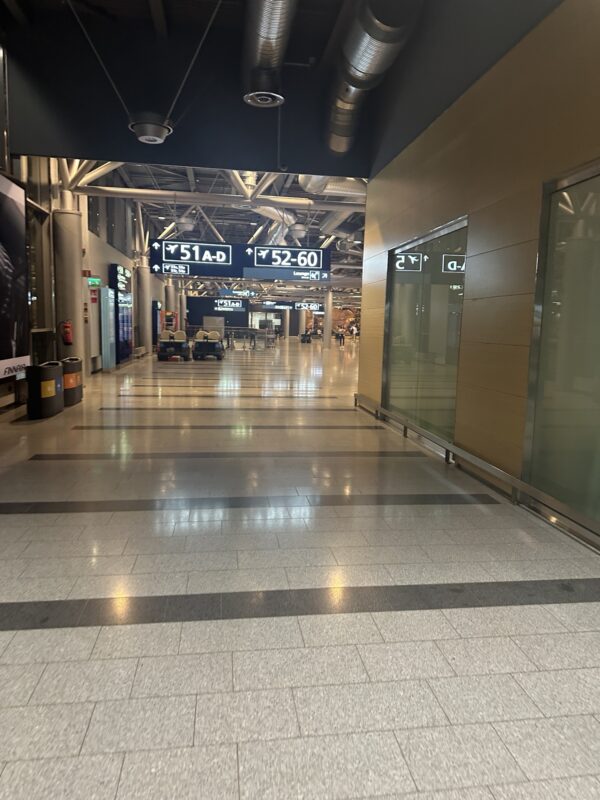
254,205,296,226
320,209,354,236
328,0,422,154
243,0,298,108
298,175,366,199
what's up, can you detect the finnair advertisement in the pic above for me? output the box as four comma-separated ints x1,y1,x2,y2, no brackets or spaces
0,175,29,378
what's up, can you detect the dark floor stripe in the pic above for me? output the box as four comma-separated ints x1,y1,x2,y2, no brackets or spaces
30,450,424,461
70,424,384,431
119,393,340,398
99,407,356,412
0,492,498,514
1,578,598,630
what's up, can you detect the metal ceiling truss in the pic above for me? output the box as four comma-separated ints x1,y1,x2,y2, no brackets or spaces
67,160,365,296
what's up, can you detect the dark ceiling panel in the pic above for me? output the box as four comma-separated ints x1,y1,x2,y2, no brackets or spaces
2,0,563,177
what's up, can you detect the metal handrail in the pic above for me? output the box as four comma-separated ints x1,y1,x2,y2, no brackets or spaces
355,392,600,544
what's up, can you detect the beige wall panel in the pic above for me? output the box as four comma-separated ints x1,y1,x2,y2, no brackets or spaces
359,0,600,476
461,294,534,348
464,241,538,300
357,334,384,400
454,385,527,475
458,342,530,398
466,187,542,257
362,252,387,287
361,279,387,312
360,307,385,339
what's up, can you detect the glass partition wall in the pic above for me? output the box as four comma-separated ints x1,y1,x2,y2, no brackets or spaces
383,220,467,441
525,170,600,531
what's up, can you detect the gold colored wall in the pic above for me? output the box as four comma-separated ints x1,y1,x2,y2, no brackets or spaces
359,0,600,476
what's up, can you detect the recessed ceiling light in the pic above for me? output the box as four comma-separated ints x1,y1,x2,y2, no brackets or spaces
157,216,166,220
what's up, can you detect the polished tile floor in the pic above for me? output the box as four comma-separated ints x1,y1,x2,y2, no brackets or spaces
0,338,599,798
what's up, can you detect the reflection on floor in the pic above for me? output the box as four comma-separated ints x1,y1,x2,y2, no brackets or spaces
0,339,599,799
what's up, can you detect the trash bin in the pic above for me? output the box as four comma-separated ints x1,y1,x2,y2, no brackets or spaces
26,361,64,419
61,357,83,406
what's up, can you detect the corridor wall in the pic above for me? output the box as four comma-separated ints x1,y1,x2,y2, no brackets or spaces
358,0,600,477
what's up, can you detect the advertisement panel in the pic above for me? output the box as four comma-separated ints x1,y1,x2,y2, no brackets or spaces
0,175,28,378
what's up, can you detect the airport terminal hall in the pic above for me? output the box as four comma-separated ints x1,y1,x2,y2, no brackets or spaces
1,1,600,798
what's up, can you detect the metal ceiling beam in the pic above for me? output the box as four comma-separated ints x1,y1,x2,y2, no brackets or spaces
227,170,252,199
148,0,168,37
186,167,196,192
197,207,225,243
77,161,126,187
251,172,279,199
58,159,71,189
73,185,364,213
68,160,97,189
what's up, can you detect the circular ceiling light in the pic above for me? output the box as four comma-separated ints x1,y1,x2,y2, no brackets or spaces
129,113,173,145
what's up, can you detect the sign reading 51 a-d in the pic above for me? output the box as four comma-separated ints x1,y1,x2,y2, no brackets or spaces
152,240,232,266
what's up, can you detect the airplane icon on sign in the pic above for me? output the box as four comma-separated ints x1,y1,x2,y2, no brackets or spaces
166,244,178,254
258,249,269,259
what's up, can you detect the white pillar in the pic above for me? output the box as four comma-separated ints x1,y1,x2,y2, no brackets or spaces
323,288,333,348
165,281,177,315
283,309,290,339
137,257,152,354
179,291,187,332
298,309,306,335
53,210,85,362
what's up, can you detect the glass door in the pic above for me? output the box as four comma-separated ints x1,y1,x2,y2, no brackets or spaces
383,220,467,441
526,171,600,529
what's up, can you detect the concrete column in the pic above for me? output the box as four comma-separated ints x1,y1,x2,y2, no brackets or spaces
137,257,152,355
179,291,187,333
53,210,85,362
323,288,333,348
283,309,290,339
165,281,177,315
298,309,306,335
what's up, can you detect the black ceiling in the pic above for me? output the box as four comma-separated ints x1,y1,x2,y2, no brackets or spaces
2,0,563,177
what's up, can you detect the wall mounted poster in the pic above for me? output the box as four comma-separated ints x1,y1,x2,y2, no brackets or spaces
0,174,28,377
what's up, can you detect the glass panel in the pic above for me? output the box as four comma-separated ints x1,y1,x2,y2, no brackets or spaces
529,174,600,525
384,225,467,441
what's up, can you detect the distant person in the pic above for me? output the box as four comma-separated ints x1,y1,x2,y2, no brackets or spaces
337,327,345,347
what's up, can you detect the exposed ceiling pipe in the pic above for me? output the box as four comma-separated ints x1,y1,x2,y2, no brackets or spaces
248,222,267,244
320,209,354,235
77,161,126,187
251,172,280,199
58,159,71,189
254,205,296,226
243,0,298,108
264,221,284,245
298,175,366,199
72,184,364,213
68,159,97,189
158,222,176,239
227,170,252,198
135,202,147,255
328,0,422,154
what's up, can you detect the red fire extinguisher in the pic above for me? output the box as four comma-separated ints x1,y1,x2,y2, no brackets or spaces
60,320,73,346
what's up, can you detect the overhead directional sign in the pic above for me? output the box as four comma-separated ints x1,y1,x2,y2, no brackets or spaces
150,239,330,282
294,301,324,312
